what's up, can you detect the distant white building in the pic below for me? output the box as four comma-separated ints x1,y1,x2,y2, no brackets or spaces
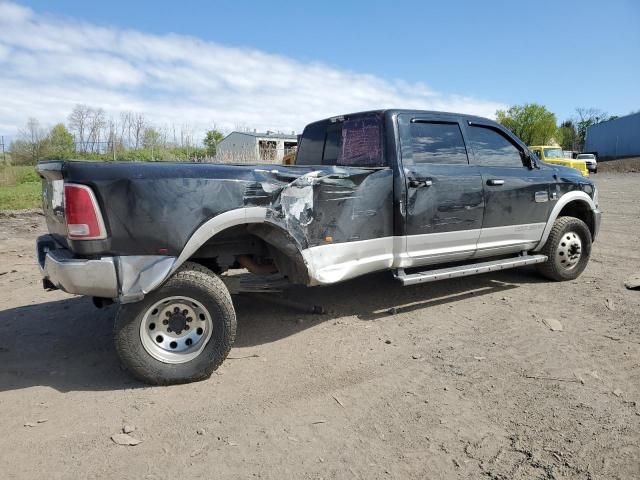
216,131,298,164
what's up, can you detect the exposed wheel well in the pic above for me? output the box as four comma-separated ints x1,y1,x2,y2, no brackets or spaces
187,223,309,285
558,200,595,238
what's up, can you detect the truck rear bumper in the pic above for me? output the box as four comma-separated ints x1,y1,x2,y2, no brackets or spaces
37,235,119,298
37,235,176,302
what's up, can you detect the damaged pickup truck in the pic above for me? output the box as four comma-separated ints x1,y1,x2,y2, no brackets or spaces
36,110,601,385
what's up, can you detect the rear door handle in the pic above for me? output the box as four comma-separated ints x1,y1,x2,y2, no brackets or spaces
408,177,433,188
486,179,505,186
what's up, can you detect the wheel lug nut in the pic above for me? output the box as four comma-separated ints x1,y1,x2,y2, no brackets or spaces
174,307,180,313
182,309,188,315
167,327,172,332
165,311,171,317
163,319,169,325
187,317,192,322
185,325,190,330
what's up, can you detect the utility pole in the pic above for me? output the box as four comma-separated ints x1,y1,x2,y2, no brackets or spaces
110,124,116,162
1,136,5,164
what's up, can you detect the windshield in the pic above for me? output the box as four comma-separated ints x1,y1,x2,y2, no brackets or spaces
543,148,563,159
577,154,595,159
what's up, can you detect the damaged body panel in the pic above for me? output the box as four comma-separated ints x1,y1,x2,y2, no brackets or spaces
35,108,603,385
36,109,601,302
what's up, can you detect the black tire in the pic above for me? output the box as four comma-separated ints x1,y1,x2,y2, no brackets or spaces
114,262,236,385
536,216,592,281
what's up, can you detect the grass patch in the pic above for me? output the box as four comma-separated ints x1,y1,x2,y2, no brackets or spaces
0,181,41,210
0,164,41,210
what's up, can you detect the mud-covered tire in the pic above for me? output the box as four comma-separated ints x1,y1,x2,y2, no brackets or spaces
537,216,592,281
114,262,236,385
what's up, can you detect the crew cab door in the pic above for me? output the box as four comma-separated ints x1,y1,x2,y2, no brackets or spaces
464,121,555,254
397,114,484,263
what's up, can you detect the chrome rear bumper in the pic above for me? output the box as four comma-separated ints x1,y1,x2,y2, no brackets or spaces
37,235,176,302
37,235,118,298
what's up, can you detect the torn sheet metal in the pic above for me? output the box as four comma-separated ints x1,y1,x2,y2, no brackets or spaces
62,161,394,286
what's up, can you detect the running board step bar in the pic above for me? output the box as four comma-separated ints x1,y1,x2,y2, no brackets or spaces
393,254,548,286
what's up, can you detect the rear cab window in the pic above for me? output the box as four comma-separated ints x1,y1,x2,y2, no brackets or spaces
296,113,386,167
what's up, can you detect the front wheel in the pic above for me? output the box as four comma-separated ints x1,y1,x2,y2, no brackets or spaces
536,216,592,281
114,262,236,385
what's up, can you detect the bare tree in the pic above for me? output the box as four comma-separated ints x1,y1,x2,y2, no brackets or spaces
86,107,106,153
132,113,146,150
119,111,132,149
574,107,609,150
25,117,48,161
234,123,254,133
68,104,92,152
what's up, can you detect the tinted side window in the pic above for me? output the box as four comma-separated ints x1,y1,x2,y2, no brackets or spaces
468,126,523,167
296,122,325,165
409,121,468,165
322,124,341,165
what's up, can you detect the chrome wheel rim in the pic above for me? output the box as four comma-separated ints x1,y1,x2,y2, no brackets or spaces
556,231,582,270
139,296,213,364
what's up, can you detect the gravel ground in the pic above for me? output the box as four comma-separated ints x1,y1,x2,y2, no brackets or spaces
0,173,638,479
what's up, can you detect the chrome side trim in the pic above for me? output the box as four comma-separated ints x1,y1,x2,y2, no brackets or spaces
534,191,596,252
534,191,549,203
406,229,480,260
302,223,546,285
394,254,548,286
171,207,268,275
476,223,545,251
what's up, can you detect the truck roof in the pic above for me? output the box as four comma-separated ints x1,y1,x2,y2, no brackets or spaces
310,109,494,126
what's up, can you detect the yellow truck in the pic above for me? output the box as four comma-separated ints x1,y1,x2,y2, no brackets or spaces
529,146,588,176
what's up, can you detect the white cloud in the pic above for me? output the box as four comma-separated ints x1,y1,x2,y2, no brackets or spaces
0,2,505,140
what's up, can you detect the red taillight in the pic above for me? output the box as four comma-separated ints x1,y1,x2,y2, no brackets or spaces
64,184,107,240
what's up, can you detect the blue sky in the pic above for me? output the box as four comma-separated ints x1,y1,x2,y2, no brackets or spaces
1,0,638,138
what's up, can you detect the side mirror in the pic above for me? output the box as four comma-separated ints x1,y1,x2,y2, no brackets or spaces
522,150,537,169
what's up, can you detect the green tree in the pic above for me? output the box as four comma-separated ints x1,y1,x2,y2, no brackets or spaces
47,123,75,158
142,127,162,161
143,127,161,149
495,103,559,145
558,120,578,151
203,129,224,157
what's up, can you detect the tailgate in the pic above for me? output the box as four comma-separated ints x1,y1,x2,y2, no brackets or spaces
37,161,69,246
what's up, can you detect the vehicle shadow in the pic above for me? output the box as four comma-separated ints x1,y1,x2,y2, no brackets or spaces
0,268,545,393
233,268,543,348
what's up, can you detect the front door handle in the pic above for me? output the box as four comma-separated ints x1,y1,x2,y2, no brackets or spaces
487,179,505,186
408,177,433,188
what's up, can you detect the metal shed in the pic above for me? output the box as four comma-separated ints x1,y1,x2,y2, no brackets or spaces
216,131,298,164
585,112,640,159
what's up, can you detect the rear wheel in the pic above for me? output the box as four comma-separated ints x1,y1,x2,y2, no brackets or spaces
114,262,236,385
537,216,592,281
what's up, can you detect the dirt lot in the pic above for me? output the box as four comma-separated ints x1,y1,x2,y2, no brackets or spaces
598,156,640,174
0,173,638,480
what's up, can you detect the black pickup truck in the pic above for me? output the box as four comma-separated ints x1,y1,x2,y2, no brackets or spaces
36,109,601,385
